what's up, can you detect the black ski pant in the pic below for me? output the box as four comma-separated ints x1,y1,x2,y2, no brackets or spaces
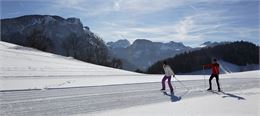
209,74,220,90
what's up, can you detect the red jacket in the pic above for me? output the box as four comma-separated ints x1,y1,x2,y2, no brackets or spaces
204,63,220,74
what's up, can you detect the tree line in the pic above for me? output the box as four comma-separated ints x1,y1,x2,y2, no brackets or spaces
26,28,123,69
147,41,259,74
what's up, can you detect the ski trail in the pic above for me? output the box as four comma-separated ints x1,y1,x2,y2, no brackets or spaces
1,78,259,116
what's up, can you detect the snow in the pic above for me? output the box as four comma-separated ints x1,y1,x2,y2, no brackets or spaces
44,16,55,24
0,41,259,91
1,41,260,115
198,44,207,48
219,60,241,73
160,45,171,50
106,39,130,48
83,88,260,116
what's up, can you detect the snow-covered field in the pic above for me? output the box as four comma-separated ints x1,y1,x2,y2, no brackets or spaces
0,41,259,116
89,88,260,116
0,41,259,91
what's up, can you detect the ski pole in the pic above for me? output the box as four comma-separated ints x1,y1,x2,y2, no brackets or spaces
173,76,189,91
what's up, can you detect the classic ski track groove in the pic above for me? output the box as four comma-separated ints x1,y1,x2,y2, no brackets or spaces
0,78,259,116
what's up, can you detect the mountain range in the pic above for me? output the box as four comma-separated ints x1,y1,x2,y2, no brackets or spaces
107,39,232,71
107,39,207,71
1,15,247,73
1,15,109,66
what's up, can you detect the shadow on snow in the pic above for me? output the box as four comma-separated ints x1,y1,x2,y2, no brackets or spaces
221,91,246,100
162,92,182,102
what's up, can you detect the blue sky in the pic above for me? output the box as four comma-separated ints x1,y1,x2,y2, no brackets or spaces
1,0,259,47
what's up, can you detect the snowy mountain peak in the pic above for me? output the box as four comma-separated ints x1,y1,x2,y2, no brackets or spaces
107,39,130,48
199,41,219,47
1,15,108,65
108,39,191,71
132,39,153,45
164,41,187,49
131,39,154,48
168,41,183,45
160,42,186,50
66,17,81,24
201,41,212,45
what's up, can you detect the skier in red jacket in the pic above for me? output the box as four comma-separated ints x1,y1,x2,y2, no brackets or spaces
203,59,221,92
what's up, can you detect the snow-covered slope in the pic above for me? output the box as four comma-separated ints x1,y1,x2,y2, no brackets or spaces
1,42,259,116
0,41,149,90
0,41,138,77
0,41,259,91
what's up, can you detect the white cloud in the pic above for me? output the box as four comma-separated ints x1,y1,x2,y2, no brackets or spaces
96,8,231,42
174,17,194,40
50,0,115,16
50,0,218,16
44,0,258,46
113,0,122,11
112,0,176,14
